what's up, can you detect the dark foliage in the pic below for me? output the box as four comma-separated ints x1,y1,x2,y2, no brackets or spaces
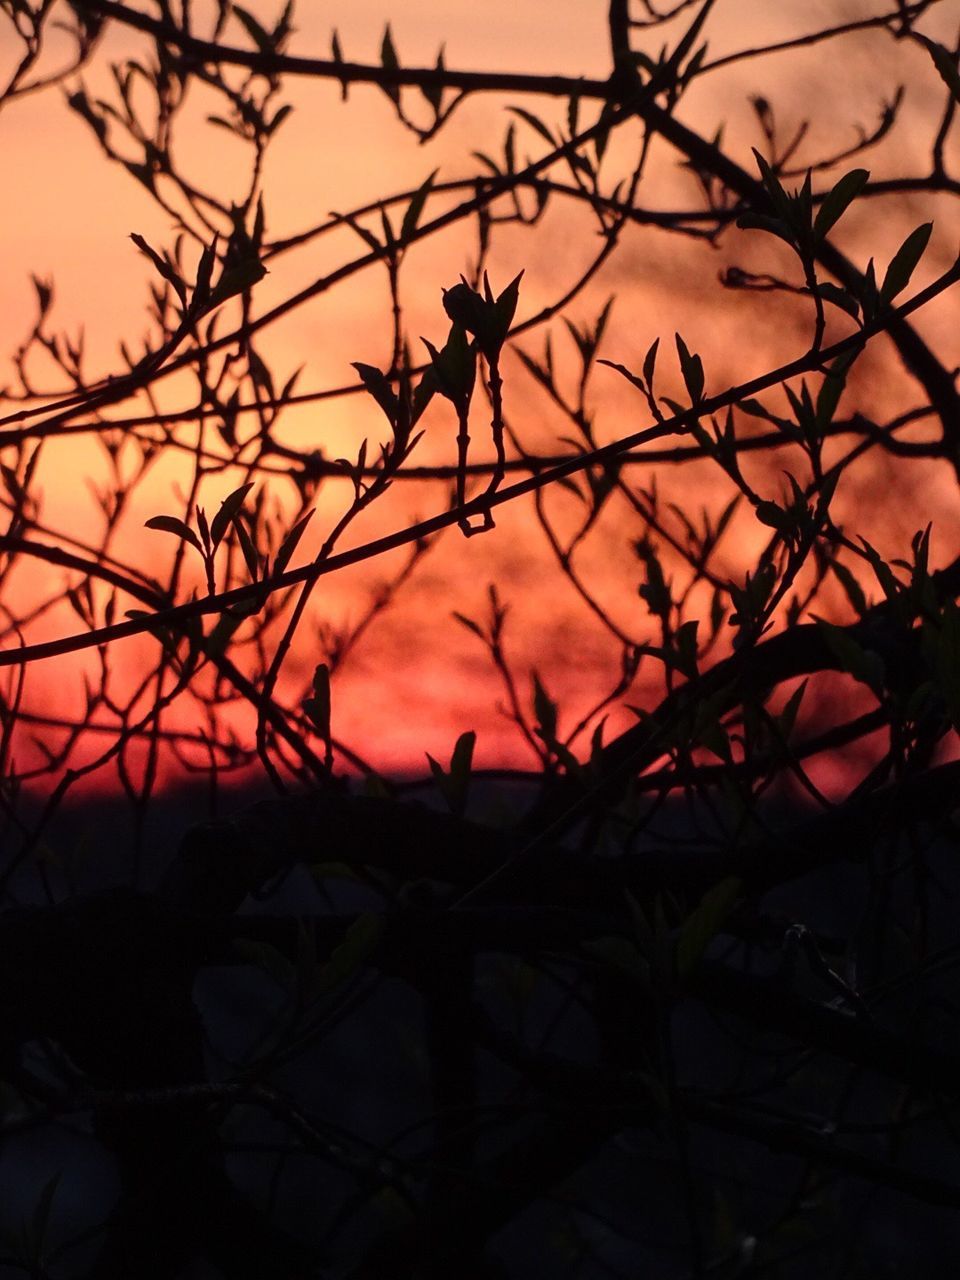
1,1,960,1275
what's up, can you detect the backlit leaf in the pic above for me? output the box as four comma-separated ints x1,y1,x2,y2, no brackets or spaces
400,169,437,244
880,222,932,302
677,878,742,976
145,514,202,554
210,482,255,548
919,36,960,102
813,168,869,241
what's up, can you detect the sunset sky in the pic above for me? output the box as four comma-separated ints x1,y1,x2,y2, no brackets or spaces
0,0,958,792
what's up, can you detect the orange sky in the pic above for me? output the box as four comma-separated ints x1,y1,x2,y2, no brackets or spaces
0,0,958,795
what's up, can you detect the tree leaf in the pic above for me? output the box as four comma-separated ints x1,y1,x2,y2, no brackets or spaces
677,878,742,976
410,367,437,426
829,556,868,617
452,611,483,639
675,332,704,404
532,672,558,742
817,620,885,692
400,169,437,245
233,515,260,582
268,103,294,135
130,232,187,306
232,4,274,54
567,91,580,139
816,351,852,428
302,662,331,741
422,324,476,407
493,270,524,346
814,281,859,321
508,105,555,146
66,88,108,143
317,913,381,993
420,46,445,114
340,214,382,255
880,221,932,302
581,934,650,985
145,514,202,554
751,146,792,219
352,362,398,425
331,28,349,100
642,336,660,390
426,729,475,815
918,35,960,103
735,210,795,247
380,24,400,106
813,168,869,241
205,253,267,311
29,1172,62,1259
273,511,314,577
233,938,295,987
210,482,255,548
